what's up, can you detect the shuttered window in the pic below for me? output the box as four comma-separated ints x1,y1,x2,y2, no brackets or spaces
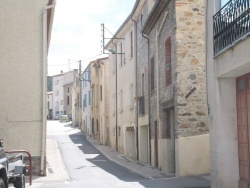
165,38,172,86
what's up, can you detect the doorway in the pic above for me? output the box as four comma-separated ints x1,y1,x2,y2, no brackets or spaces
237,73,250,188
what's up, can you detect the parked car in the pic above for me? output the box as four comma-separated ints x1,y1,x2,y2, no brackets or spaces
0,139,26,188
59,115,69,123
54,114,60,120
68,114,72,121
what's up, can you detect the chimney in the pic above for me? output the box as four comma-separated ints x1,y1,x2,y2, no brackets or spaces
60,70,63,73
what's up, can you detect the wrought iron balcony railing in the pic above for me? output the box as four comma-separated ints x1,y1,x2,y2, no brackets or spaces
213,0,250,55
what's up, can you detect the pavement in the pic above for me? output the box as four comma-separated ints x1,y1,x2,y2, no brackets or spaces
23,128,210,187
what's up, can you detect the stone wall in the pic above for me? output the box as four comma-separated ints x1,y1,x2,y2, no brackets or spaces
175,0,208,138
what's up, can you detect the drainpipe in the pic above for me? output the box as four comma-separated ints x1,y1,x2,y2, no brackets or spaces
41,0,56,176
142,32,151,165
131,17,139,161
155,12,168,154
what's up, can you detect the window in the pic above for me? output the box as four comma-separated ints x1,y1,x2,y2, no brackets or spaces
113,93,116,114
60,100,63,105
47,101,49,109
151,57,155,91
96,85,99,106
119,90,123,112
56,90,59,96
142,73,145,96
89,90,91,105
130,31,133,58
67,87,69,93
56,80,59,85
130,84,134,108
92,87,95,106
100,85,102,101
165,38,172,86
83,94,87,108
67,96,70,105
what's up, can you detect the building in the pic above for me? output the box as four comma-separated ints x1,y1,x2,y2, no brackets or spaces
52,72,64,119
63,70,78,116
72,73,81,127
90,57,109,145
0,0,55,175
81,63,92,136
207,0,250,187
105,6,137,159
140,0,209,176
52,70,77,119
47,92,53,119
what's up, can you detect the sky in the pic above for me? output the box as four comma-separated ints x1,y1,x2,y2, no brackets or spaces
48,0,136,76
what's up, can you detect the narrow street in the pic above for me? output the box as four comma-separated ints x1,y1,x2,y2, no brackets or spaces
26,120,211,188
45,120,145,187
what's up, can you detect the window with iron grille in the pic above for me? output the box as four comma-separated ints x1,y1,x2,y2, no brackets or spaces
139,96,145,115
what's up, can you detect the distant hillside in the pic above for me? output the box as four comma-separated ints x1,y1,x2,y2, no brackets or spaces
47,76,52,92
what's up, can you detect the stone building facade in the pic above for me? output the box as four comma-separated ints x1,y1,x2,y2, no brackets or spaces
142,0,210,176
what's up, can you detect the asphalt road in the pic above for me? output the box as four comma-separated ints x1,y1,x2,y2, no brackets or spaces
46,120,148,187
38,120,210,188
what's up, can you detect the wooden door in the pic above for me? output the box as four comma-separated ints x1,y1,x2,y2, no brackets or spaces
237,74,250,188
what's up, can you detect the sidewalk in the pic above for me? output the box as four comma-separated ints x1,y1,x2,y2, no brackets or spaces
25,139,70,187
86,135,210,182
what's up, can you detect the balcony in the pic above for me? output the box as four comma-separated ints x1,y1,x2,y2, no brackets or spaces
213,0,250,55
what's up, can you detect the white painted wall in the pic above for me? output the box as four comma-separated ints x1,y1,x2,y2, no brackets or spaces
206,0,250,187
52,74,64,117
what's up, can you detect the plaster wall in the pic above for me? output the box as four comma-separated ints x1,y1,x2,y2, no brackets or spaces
107,22,136,158
0,0,51,154
206,0,249,187
82,65,92,135
0,0,54,174
175,134,210,176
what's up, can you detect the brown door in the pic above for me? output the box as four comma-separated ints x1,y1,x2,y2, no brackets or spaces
237,74,250,188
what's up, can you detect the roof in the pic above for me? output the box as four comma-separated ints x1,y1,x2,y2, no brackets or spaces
47,0,56,49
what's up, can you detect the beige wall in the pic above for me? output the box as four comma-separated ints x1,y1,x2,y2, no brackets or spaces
175,134,210,176
0,0,54,174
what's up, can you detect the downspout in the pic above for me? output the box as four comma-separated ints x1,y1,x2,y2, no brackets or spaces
142,33,151,165
101,63,105,145
131,16,139,161
41,0,56,176
155,11,168,154
112,40,118,151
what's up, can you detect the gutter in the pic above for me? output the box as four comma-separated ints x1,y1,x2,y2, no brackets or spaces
41,0,56,176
